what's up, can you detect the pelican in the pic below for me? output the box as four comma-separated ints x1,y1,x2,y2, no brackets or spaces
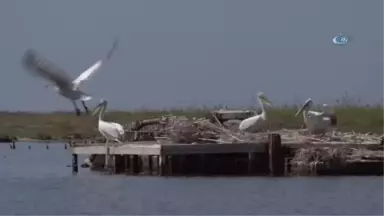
22,39,119,116
92,99,125,169
239,92,273,133
295,98,337,134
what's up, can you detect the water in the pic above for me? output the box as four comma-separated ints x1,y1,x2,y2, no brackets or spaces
0,142,383,215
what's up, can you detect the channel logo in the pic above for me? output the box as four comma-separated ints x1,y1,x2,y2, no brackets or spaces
333,33,349,45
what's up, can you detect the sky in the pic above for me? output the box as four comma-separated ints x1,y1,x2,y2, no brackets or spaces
0,0,382,111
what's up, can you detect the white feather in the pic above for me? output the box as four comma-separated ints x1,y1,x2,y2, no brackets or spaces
72,60,102,90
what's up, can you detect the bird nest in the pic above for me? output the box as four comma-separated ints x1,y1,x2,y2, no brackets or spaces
289,147,383,175
125,114,383,145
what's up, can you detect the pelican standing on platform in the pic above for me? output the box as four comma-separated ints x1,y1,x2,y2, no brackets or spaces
22,39,119,116
92,99,125,168
295,98,337,134
239,92,273,133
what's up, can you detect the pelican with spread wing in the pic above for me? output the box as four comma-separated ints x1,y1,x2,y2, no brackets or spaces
295,98,337,134
22,39,119,116
92,98,125,169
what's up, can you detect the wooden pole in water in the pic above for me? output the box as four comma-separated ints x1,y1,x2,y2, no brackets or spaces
124,155,129,173
72,154,78,174
132,155,139,174
268,133,284,176
105,146,110,172
248,152,255,175
148,155,153,175
159,155,166,176
10,140,16,149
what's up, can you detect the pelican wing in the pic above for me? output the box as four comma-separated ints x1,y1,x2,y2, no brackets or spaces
22,49,73,88
307,110,323,116
239,115,264,132
110,122,125,136
100,121,125,144
72,38,119,90
72,60,102,89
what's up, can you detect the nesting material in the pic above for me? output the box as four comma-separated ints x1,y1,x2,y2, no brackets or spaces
290,147,383,175
127,114,382,145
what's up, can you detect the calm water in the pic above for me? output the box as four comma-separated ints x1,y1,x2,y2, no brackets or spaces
0,142,383,215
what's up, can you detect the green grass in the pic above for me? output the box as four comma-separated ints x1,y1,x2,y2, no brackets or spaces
0,104,382,140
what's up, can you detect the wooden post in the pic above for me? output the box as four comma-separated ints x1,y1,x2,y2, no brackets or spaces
10,140,15,149
132,155,139,174
112,155,116,174
200,155,205,174
104,147,110,171
148,155,153,175
248,152,255,175
284,157,290,176
124,155,129,173
167,156,173,175
159,155,166,176
72,154,78,174
268,133,284,176
129,155,134,174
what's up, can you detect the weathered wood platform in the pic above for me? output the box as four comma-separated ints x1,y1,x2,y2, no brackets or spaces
69,134,383,177
71,141,383,156
72,142,268,155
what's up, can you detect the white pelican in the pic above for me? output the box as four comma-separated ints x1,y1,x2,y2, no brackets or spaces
239,92,273,133
295,98,337,134
22,39,119,116
92,99,125,168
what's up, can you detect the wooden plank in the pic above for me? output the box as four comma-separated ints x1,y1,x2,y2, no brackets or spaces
71,146,106,154
283,142,382,150
71,144,161,155
71,141,382,156
114,144,161,155
161,143,266,155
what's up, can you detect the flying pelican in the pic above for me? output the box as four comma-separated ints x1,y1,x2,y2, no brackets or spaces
295,98,337,134
239,92,273,133
92,99,125,169
22,39,119,116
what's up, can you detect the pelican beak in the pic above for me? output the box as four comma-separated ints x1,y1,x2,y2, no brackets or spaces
92,103,102,116
295,99,311,116
295,106,304,117
259,95,272,106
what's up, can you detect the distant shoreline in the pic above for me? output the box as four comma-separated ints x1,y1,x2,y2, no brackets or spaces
0,106,382,140
0,138,67,143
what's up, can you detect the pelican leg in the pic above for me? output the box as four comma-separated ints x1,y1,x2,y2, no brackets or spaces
81,101,89,114
71,100,81,116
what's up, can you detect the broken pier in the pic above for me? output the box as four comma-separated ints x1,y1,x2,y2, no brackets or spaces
69,133,383,176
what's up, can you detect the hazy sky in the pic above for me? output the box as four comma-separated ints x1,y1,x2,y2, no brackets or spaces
0,0,382,111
